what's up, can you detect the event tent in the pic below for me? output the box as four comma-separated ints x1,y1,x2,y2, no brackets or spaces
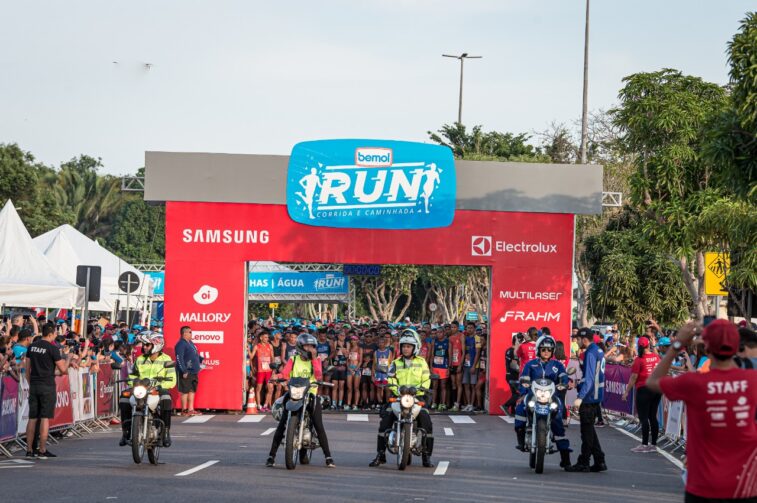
0,200,85,308
33,224,150,314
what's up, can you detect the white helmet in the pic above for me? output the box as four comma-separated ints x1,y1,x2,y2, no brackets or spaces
138,330,164,355
399,328,421,357
535,335,556,356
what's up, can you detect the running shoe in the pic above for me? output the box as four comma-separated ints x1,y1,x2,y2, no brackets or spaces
645,445,658,453
630,445,648,453
450,404,459,412
37,450,57,459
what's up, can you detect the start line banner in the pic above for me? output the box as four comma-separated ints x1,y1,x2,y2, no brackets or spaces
248,271,348,295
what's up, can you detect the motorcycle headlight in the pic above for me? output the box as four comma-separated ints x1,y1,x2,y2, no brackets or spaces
289,386,306,400
133,385,147,399
535,388,553,404
400,394,415,409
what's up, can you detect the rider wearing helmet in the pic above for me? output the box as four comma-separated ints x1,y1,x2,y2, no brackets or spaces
513,334,572,469
369,329,435,468
118,331,176,448
266,333,335,468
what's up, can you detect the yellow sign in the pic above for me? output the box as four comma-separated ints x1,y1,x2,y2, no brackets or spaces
269,303,279,309
704,252,729,296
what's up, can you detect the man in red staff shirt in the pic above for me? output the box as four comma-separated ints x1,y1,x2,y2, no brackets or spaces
516,327,538,374
647,319,757,503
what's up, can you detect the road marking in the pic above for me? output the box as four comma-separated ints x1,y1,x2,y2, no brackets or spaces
175,460,219,477
499,415,514,424
610,424,684,469
433,461,449,476
347,414,369,422
448,415,475,424
261,427,277,436
183,415,215,424
444,428,454,436
0,465,32,469
238,415,265,423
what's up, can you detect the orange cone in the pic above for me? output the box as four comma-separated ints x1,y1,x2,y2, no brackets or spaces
246,389,259,414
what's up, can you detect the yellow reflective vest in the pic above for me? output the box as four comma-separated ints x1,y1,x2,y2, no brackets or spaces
129,352,177,389
388,356,431,397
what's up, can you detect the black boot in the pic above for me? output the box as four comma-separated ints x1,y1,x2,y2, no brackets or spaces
422,454,434,468
162,428,171,448
119,427,129,447
515,428,526,451
560,450,572,469
266,456,275,467
369,453,386,467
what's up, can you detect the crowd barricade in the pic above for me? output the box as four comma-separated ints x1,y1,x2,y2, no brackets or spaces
0,364,122,457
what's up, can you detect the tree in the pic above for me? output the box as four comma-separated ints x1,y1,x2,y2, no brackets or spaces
355,265,419,322
106,197,166,262
612,69,728,320
428,123,550,162
0,143,72,235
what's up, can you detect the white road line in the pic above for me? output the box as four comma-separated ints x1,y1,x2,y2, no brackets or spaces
499,415,515,424
347,414,369,422
238,415,265,423
444,428,454,436
448,415,475,424
175,460,219,477
261,427,277,436
0,465,32,469
610,424,684,469
183,415,215,424
433,461,450,476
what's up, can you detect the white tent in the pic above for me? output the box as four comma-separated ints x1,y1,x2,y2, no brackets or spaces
0,200,85,308
33,224,150,314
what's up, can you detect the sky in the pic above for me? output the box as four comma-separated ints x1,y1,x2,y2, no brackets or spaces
0,1,751,175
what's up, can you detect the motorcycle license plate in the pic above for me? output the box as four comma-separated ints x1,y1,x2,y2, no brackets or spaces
535,404,551,415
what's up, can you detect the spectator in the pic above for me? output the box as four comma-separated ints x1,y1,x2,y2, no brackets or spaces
13,328,32,365
646,320,757,502
175,326,203,416
516,327,537,374
622,337,661,452
501,333,522,416
736,327,757,369
24,323,75,458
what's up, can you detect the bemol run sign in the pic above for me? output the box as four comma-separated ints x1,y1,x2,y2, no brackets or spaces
286,139,456,229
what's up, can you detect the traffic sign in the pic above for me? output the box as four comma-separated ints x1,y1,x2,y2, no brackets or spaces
704,252,729,296
269,303,279,309
118,271,140,293
428,303,438,312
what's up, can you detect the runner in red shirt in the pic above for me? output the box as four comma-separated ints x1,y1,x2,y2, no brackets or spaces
448,323,465,411
516,328,538,374
622,337,662,452
250,331,274,412
647,320,757,502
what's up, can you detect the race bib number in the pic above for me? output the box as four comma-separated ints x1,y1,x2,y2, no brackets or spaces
362,368,371,377
260,357,271,371
378,358,389,367
274,356,281,364
464,354,472,367
318,353,327,360
433,356,444,366
480,359,486,370
452,352,460,364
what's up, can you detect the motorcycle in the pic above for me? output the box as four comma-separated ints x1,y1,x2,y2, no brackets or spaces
382,381,434,471
519,367,574,474
119,361,175,465
272,376,334,470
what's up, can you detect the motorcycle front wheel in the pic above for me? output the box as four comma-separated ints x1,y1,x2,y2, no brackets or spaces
285,414,301,470
131,415,144,464
398,422,411,471
535,417,547,474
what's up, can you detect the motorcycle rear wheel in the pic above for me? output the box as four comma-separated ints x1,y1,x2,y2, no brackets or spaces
131,415,144,464
285,414,301,470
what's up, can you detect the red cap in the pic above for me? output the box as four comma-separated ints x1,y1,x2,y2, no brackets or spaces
702,319,739,357
638,337,650,348
593,334,602,344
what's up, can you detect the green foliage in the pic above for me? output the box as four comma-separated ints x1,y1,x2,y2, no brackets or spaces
105,198,166,262
428,123,550,162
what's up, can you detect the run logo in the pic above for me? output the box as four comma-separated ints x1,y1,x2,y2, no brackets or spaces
286,139,456,230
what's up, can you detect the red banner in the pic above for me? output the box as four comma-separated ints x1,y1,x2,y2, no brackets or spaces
165,202,575,412
96,366,114,417
51,374,74,428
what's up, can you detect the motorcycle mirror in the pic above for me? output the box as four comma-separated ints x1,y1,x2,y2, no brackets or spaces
567,367,576,376
163,361,176,369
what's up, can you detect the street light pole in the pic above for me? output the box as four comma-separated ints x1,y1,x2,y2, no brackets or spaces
443,53,482,125
579,0,590,164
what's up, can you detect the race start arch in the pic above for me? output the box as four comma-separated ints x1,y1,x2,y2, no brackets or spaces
145,141,603,413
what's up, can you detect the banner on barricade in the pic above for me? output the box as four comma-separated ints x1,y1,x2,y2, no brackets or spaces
0,377,19,442
665,399,684,440
602,364,634,415
96,366,114,418
17,378,29,434
78,369,95,421
69,368,80,423
51,374,74,429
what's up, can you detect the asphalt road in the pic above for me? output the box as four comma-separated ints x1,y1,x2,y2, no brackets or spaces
0,413,683,503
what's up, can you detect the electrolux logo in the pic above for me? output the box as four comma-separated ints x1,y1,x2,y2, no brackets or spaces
286,139,456,230
471,236,492,256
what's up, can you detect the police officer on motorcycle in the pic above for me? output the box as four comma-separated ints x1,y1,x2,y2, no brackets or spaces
513,335,573,469
118,331,176,448
369,329,435,468
266,333,335,468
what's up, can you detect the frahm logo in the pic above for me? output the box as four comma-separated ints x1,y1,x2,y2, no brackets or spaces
355,147,392,167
